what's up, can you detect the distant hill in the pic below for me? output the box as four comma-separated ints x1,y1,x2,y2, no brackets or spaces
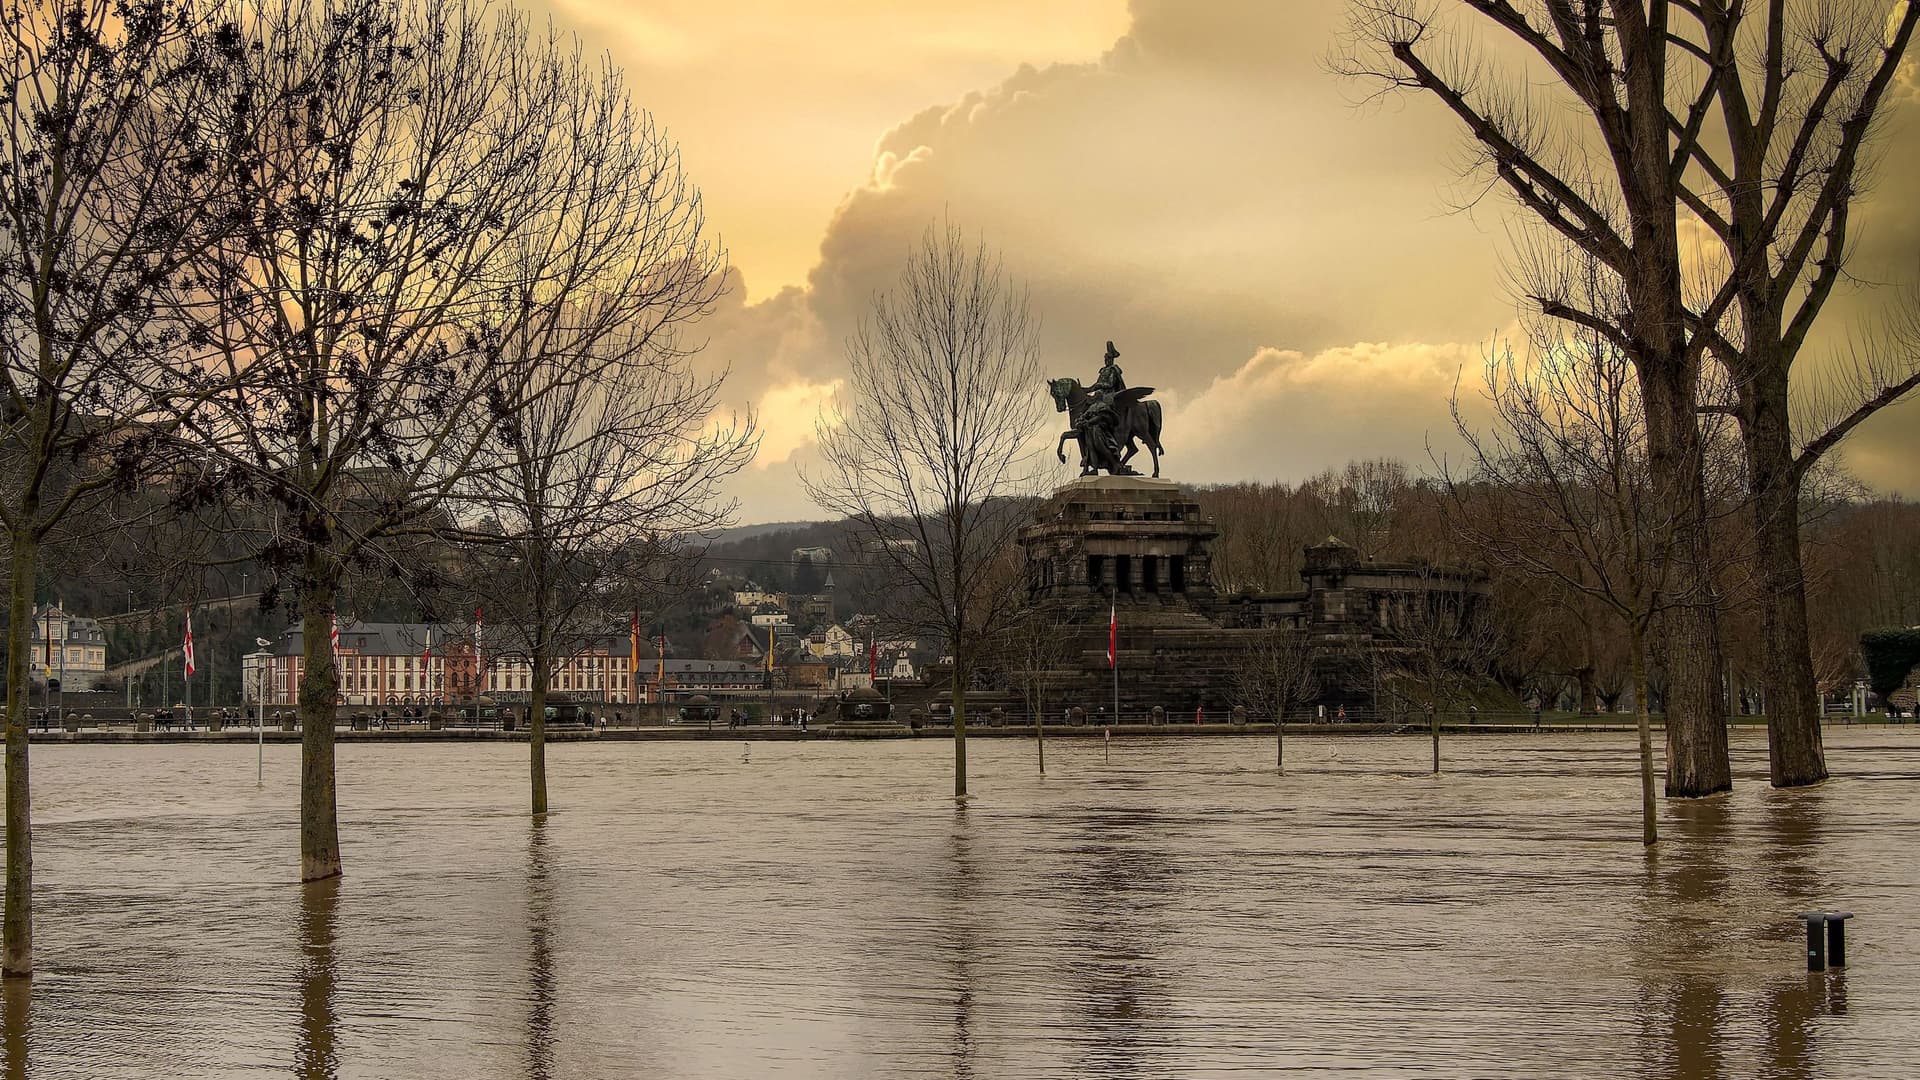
700,520,834,546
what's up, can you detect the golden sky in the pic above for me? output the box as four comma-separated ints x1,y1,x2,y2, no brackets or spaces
548,0,1132,297
541,1,1920,522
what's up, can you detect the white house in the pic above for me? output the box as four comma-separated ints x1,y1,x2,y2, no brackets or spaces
804,623,858,659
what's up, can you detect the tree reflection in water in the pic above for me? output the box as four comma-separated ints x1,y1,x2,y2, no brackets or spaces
1638,789,1849,1079
1061,804,1177,1078
3,977,28,1080
946,806,978,1080
296,878,340,1080
526,820,556,1080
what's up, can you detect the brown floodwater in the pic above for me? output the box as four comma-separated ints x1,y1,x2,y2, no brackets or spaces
3,727,1917,1078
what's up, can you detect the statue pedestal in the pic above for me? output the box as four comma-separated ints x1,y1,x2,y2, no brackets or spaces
1011,476,1239,721
1020,476,1217,607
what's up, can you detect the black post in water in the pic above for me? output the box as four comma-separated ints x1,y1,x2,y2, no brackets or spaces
1800,912,1828,971
1826,911,1853,968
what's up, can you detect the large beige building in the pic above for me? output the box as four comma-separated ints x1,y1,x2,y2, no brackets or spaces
28,604,107,688
251,621,654,708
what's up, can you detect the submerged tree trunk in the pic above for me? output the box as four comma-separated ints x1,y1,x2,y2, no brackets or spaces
952,669,968,800
1034,681,1045,776
4,533,38,978
1632,625,1658,846
1642,370,1732,798
299,568,343,882
529,643,549,816
1742,373,1828,788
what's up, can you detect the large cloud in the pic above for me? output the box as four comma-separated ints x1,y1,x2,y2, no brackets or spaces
680,0,1920,520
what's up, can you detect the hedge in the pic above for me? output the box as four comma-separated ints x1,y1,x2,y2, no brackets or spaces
1860,628,1920,702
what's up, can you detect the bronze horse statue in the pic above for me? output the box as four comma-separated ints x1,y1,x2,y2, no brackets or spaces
1049,377,1165,478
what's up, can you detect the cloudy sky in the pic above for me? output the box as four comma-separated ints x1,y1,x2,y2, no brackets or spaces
547,0,1920,523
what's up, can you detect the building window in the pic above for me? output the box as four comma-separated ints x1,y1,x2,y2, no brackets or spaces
1114,554,1132,594
1170,555,1187,593
1087,555,1104,587
1142,555,1160,593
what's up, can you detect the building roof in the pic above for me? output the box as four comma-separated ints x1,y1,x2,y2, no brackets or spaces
269,620,661,659
32,604,105,640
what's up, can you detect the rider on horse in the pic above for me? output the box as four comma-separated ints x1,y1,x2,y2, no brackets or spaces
1092,341,1125,396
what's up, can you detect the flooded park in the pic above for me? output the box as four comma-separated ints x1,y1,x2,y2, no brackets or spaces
4,726,1918,1079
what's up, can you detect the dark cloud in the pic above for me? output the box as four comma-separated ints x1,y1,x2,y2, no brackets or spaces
689,0,1920,519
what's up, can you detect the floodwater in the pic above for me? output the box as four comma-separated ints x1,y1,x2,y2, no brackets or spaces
4,728,1919,1079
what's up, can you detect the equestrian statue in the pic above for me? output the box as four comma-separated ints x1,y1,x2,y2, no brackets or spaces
1050,340,1165,477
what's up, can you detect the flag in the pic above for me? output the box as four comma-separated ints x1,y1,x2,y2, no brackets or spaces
656,634,666,683
629,609,640,675
183,607,197,676
1107,601,1117,669
868,639,877,679
329,614,340,656
766,626,775,672
475,606,484,692
423,624,432,665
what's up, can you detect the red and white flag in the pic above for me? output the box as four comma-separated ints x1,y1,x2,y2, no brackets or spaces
868,639,878,679
183,608,197,676
422,625,433,665
1107,601,1117,669
330,614,340,656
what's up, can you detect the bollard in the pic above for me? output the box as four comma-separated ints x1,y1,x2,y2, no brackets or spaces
1800,912,1828,971
1826,911,1853,968
1104,727,1111,764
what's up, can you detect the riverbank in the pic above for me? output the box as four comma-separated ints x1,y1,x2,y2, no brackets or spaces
21,717,1910,744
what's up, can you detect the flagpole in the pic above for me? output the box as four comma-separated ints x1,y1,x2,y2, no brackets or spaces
1110,595,1119,726
183,606,193,725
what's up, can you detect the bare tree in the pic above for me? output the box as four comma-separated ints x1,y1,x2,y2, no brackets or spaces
1199,482,1312,594
1304,459,1416,561
450,319,755,814
1232,623,1318,773
1657,3,1920,787
1338,1,1746,794
168,0,714,879
0,0,245,977
998,601,1073,775
1444,322,1742,841
1378,561,1500,774
805,222,1046,799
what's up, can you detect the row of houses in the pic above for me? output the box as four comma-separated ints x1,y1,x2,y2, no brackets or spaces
243,621,767,708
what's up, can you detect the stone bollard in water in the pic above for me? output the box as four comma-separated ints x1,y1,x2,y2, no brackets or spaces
989,706,1005,728
1798,910,1856,971
1231,705,1248,725
1826,911,1854,968
1150,705,1165,725
1069,706,1087,726
1800,912,1828,971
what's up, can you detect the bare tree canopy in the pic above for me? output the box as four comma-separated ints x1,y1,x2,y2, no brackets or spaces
162,0,730,880
1,0,250,977
805,221,1046,798
449,296,756,814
